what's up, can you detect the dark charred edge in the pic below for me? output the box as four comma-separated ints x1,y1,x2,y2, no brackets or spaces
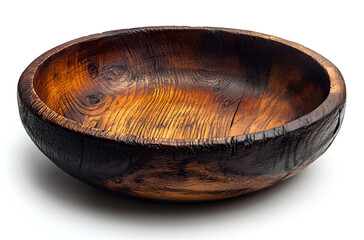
17,26,346,147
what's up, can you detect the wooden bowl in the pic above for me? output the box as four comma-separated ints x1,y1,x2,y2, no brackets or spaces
18,27,346,202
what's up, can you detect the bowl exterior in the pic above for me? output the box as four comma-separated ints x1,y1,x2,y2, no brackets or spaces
18,92,345,201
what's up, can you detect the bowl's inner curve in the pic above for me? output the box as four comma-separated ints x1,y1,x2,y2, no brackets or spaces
34,29,330,140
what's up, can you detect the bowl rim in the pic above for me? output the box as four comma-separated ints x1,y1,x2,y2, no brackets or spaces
18,26,346,146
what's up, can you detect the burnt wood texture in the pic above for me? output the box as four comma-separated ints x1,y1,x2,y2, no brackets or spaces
18,27,346,201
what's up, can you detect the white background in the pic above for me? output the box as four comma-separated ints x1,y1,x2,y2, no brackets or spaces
1,1,363,239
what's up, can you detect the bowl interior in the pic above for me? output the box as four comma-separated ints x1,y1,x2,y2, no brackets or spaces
33,29,330,140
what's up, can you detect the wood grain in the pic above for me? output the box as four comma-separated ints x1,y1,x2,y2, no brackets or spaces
18,27,346,201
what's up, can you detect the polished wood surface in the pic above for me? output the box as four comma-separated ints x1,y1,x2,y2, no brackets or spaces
18,27,346,201
33,30,328,139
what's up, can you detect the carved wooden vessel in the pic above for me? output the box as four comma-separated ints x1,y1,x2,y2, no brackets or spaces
18,27,346,201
